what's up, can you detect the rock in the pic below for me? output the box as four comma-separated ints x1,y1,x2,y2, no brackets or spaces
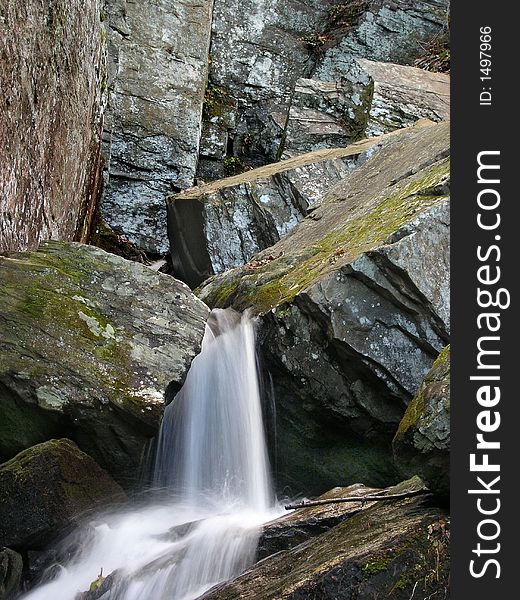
202,478,449,600
393,346,450,497
258,482,381,560
0,547,22,600
0,439,126,551
169,130,412,287
199,0,343,175
101,0,214,253
0,241,209,485
198,121,450,494
316,0,450,74
0,0,105,252
357,59,450,136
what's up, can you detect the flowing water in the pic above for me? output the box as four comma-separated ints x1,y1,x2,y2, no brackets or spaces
23,309,280,600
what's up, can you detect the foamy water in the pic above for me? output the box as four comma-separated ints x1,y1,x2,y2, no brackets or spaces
23,310,281,600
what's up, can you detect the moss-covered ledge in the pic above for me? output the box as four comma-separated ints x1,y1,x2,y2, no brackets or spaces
197,121,450,314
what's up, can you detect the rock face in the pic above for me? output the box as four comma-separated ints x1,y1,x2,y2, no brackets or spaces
0,0,105,253
169,133,404,287
393,346,450,497
100,0,214,254
199,121,450,494
0,547,22,600
203,478,449,600
198,0,449,177
0,241,209,485
0,439,126,551
358,59,450,136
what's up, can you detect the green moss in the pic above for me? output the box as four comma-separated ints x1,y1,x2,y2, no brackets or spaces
202,158,449,313
223,156,248,177
363,556,393,578
202,82,236,120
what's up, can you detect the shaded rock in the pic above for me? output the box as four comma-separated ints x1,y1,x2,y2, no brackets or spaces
0,241,209,485
101,0,214,253
0,439,126,551
357,59,450,136
0,547,22,600
393,346,450,497
202,478,449,600
198,121,450,494
0,0,105,252
169,130,410,287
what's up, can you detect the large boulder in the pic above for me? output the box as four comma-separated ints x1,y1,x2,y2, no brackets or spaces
199,121,450,494
0,241,209,485
0,0,105,252
198,0,450,177
169,131,407,287
357,59,450,136
0,547,22,600
393,346,450,497
0,439,126,551
202,478,449,600
101,0,214,253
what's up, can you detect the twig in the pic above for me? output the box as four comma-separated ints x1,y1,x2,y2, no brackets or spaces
284,489,427,510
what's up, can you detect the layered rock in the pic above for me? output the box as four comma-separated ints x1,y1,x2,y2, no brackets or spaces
199,121,450,494
0,439,125,551
203,478,449,600
393,346,450,497
0,241,208,485
198,0,450,176
358,59,450,136
0,0,106,252
315,0,450,75
101,0,214,253
169,132,407,287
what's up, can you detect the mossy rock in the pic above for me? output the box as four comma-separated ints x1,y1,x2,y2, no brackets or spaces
0,439,126,551
0,547,23,600
203,477,449,599
0,241,208,486
393,346,450,497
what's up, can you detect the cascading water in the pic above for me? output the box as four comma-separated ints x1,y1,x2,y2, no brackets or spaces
22,309,280,600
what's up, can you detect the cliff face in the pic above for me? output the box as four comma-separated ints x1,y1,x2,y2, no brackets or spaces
101,0,214,254
0,0,106,252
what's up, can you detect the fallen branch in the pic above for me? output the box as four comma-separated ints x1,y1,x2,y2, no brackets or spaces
284,489,427,510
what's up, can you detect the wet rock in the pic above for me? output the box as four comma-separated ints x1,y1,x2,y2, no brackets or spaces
0,547,22,600
0,241,209,485
198,121,450,494
101,0,214,253
0,440,126,551
169,132,403,287
393,346,450,497
357,59,450,136
0,0,105,252
202,478,449,600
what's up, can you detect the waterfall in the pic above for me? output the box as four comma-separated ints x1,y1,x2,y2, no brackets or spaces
22,309,279,600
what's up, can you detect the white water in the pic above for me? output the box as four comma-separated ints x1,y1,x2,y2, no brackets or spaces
23,309,280,600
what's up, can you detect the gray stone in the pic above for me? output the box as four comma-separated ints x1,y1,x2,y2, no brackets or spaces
101,0,214,253
169,132,402,287
0,0,105,252
198,121,450,494
0,440,126,551
0,241,209,485
393,346,450,497
357,59,450,136
316,0,450,73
